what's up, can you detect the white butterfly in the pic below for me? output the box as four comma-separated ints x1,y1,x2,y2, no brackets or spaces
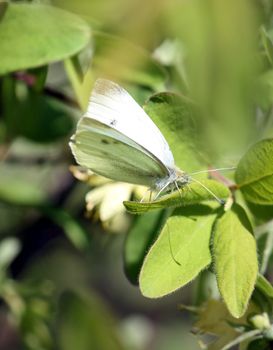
69,79,227,202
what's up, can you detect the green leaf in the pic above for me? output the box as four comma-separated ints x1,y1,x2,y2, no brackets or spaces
124,179,230,214
0,238,20,271
43,208,90,250
235,139,273,205
64,54,94,110
2,78,74,143
124,210,165,285
139,204,217,298
256,70,273,109
256,274,273,298
0,177,47,206
57,291,125,350
0,3,91,75
212,204,258,318
144,92,204,171
261,27,273,66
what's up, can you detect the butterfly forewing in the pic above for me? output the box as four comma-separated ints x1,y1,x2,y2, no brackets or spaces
85,79,175,169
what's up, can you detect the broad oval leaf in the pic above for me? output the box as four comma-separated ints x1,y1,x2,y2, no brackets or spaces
235,139,273,205
124,179,230,214
212,204,258,318
0,3,91,75
144,92,204,171
139,204,218,298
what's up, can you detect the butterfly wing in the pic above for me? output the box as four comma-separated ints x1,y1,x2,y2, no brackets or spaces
84,78,175,170
70,119,169,187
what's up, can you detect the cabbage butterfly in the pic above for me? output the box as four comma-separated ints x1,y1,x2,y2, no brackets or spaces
69,79,228,202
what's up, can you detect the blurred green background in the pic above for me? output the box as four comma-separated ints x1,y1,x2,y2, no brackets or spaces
0,0,273,349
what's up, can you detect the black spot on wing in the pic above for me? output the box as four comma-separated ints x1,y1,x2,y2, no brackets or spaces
110,119,117,126
101,139,110,144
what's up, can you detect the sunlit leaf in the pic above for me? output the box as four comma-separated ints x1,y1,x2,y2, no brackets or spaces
0,177,47,206
140,204,217,298
0,238,20,271
235,139,273,205
144,92,204,171
0,3,91,75
124,180,230,214
212,204,258,318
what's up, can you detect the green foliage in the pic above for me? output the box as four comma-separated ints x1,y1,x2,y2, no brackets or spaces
256,275,273,299
1,1,273,349
143,92,204,171
212,204,258,318
139,204,217,298
65,32,167,110
0,2,91,75
124,210,165,284
124,179,230,214
235,139,273,205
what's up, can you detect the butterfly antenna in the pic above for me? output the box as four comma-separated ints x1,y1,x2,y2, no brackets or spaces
190,177,225,205
189,166,236,176
167,222,181,266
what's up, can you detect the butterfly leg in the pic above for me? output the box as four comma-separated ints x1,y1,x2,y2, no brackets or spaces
154,181,171,201
140,188,149,202
174,181,183,200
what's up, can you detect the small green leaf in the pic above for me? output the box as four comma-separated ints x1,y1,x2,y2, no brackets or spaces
261,27,273,66
2,78,74,143
124,179,230,214
212,204,258,318
0,238,20,271
256,275,273,298
0,3,91,75
144,92,203,171
235,139,273,205
0,177,47,206
140,204,217,298
43,208,90,250
124,210,165,284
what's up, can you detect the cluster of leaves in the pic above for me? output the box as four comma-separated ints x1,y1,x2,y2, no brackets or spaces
1,1,273,350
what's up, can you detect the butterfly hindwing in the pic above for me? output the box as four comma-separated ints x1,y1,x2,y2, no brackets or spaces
70,119,169,187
